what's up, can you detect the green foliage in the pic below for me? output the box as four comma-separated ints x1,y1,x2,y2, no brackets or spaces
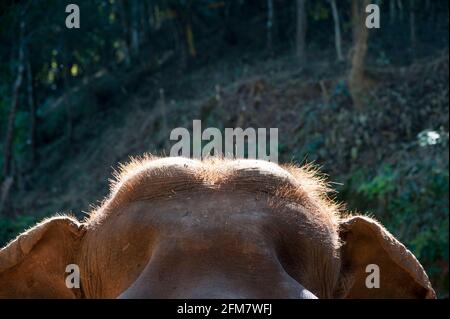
310,1,330,21
357,165,396,201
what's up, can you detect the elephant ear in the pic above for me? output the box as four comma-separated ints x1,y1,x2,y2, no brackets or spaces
0,216,85,298
337,216,436,299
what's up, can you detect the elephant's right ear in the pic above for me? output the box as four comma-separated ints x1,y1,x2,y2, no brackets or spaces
0,216,85,298
336,216,436,299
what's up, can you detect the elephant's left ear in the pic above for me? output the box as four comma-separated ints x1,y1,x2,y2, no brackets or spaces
336,216,436,299
0,216,85,298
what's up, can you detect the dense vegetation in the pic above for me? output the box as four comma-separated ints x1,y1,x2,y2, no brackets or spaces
0,0,448,296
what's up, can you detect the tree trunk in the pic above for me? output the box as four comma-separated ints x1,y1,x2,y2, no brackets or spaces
329,0,343,62
130,0,140,58
1,20,26,216
117,0,131,66
296,0,307,63
390,0,397,24
26,53,37,168
397,0,404,20
167,8,187,72
266,0,274,53
186,22,197,58
159,88,168,150
3,21,26,178
409,0,417,54
0,176,13,216
349,0,371,110
61,36,73,146
141,0,151,41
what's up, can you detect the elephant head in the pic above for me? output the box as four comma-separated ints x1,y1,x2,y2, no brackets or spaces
0,157,436,298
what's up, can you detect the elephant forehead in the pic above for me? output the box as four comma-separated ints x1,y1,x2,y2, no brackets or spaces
114,157,298,188
87,157,339,230
107,158,298,205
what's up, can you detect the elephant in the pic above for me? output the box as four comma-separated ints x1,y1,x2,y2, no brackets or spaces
0,156,436,299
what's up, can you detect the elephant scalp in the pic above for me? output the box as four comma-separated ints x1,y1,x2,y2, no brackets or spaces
87,156,342,239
